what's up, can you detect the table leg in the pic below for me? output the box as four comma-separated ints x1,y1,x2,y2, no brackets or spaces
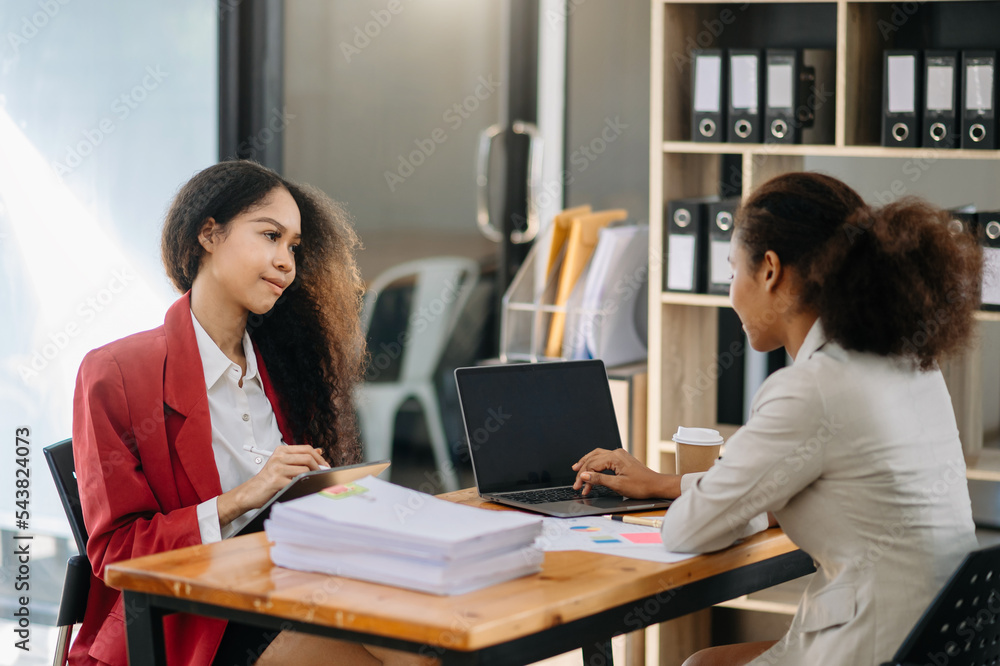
123,591,167,666
582,639,614,666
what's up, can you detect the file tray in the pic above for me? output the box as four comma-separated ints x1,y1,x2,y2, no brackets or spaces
500,224,648,366
500,225,571,362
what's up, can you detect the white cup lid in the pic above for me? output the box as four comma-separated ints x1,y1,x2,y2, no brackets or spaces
672,426,724,446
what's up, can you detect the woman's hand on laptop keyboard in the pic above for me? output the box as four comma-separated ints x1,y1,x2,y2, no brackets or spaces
571,448,681,500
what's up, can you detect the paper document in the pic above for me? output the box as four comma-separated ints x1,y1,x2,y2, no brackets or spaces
564,225,648,366
536,517,697,564
271,540,543,596
265,476,544,595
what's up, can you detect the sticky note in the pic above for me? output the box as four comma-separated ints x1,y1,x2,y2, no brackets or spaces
622,532,663,544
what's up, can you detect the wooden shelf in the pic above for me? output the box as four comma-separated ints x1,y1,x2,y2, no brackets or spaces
659,301,1000,320
647,1,1000,661
661,293,731,307
662,141,1000,161
659,0,835,3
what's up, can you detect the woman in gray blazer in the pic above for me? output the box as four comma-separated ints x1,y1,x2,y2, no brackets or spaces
572,172,983,666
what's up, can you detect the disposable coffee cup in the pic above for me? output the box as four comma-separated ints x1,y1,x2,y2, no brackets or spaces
673,427,724,476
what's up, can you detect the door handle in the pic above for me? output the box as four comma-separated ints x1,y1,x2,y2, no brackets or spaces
510,121,542,244
475,123,505,242
476,121,543,244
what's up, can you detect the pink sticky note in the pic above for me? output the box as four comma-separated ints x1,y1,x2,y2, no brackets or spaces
622,532,663,544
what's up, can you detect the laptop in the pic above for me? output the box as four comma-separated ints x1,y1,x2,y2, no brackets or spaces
236,459,390,535
454,359,673,518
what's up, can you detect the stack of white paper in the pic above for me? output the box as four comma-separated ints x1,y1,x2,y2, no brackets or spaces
264,475,544,595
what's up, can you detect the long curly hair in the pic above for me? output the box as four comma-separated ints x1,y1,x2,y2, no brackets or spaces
736,172,982,370
161,160,364,465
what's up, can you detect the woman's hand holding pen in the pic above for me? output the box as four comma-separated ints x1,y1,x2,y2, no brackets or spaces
217,444,329,528
572,448,682,500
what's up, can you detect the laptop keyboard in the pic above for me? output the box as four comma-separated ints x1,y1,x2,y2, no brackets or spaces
501,485,621,504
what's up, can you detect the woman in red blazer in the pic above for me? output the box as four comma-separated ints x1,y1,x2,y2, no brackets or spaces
72,161,428,665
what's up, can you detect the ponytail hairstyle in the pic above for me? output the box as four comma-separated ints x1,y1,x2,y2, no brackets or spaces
161,160,365,464
735,172,982,370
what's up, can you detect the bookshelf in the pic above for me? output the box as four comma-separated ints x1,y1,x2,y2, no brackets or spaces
646,0,1000,662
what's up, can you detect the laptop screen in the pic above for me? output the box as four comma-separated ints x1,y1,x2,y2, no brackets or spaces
455,360,623,495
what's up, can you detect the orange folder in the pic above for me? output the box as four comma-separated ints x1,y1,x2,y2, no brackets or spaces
545,205,592,280
544,208,628,358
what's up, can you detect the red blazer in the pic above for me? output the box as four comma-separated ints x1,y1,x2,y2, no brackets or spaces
70,292,293,666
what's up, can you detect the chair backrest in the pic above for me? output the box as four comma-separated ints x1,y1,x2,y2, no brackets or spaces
884,542,1000,666
43,438,88,555
362,256,480,383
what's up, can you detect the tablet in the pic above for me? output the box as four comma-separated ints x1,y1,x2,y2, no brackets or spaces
236,459,391,536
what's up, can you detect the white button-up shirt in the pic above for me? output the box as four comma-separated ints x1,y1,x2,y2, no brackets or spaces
191,310,288,542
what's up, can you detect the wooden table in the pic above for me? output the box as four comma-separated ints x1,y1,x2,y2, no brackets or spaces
105,489,812,665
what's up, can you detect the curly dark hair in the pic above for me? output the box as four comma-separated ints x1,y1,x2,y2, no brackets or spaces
736,171,982,370
161,160,365,465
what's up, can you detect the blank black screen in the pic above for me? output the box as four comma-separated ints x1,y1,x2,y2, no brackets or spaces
455,360,623,494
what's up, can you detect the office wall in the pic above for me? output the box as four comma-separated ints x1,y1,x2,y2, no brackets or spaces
564,1,651,224
282,1,504,235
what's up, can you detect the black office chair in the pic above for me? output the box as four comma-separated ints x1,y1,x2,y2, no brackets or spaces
43,438,90,666
881,542,1000,666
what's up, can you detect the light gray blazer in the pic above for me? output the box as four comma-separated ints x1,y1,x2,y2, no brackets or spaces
660,320,977,666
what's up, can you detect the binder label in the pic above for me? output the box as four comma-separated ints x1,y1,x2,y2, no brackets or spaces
667,235,696,291
967,65,995,111
984,248,1000,306
710,240,732,286
888,56,916,113
731,56,759,109
927,66,955,111
767,64,793,108
694,55,722,112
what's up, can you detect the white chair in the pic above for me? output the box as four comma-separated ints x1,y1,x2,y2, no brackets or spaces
355,256,480,492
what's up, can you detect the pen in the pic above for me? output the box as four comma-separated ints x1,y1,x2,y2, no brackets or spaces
243,444,331,469
602,514,663,529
